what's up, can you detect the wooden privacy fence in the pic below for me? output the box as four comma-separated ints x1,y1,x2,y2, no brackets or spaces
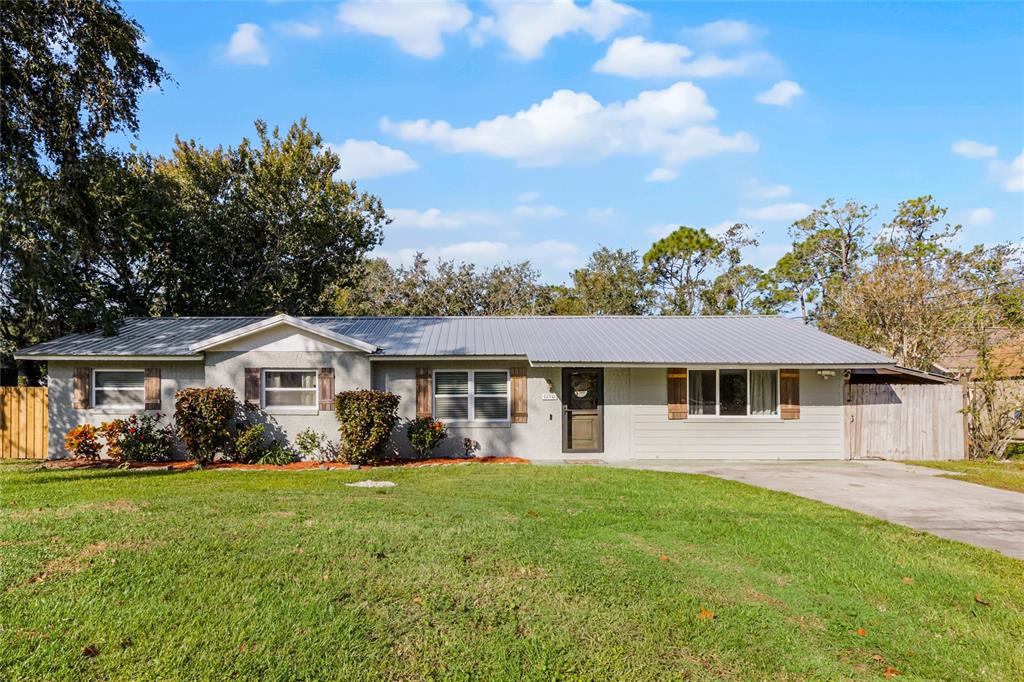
0,387,48,459
844,383,965,460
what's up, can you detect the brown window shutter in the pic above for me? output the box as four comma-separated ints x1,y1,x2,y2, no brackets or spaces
667,368,688,420
415,368,432,419
244,368,261,406
144,368,161,410
318,367,335,411
780,369,800,420
73,368,90,409
510,367,527,423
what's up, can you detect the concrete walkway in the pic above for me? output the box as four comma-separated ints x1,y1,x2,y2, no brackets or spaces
606,460,1024,560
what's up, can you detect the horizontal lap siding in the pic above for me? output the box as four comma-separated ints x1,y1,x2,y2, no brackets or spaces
627,368,844,459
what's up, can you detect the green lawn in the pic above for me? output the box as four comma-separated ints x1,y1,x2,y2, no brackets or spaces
905,459,1024,493
2,464,1022,681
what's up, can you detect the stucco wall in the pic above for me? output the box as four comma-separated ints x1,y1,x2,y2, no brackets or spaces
204,349,371,448
47,360,206,459
371,360,563,458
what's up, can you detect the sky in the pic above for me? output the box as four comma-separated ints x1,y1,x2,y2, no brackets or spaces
120,1,1024,282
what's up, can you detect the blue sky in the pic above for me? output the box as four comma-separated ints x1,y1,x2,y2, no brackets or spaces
122,1,1023,281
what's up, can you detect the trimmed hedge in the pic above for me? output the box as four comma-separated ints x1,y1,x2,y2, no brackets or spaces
334,390,400,465
174,387,236,464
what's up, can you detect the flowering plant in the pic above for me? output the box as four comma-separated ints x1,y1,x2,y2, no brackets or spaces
100,413,174,462
64,424,101,460
406,417,448,459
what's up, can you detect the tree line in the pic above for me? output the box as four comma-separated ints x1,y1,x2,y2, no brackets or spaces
2,0,1021,390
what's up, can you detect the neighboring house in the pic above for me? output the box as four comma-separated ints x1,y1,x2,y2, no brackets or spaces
14,315,895,461
936,328,1024,443
935,328,1024,380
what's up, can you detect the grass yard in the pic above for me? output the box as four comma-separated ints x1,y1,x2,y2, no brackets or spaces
905,459,1024,493
2,463,1022,681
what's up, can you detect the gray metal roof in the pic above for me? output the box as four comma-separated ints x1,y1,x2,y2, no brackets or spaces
16,316,894,366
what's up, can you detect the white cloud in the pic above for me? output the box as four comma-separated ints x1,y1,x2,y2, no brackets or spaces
388,208,500,230
960,207,995,226
516,191,541,203
593,36,692,77
381,81,757,172
674,52,773,78
990,151,1024,192
708,220,742,236
586,207,617,224
741,202,812,221
388,202,567,230
745,179,791,198
337,0,471,58
951,139,998,159
645,167,679,182
511,203,567,219
226,23,269,66
274,20,321,38
473,0,642,60
746,242,791,270
595,38,773,79
380,239,581,272
756,80,804,106
687,20,761,46
327,139,418,180
647,222,677,238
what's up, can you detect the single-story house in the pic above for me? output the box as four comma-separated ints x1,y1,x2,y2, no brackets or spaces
14,314,896,460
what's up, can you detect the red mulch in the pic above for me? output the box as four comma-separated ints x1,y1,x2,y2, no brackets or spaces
42,455,529,471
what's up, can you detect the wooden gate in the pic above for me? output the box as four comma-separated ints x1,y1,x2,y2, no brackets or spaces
0,387,48,459
844,383,965,460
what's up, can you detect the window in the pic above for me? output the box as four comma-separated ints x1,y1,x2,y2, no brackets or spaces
263,370,317,410
93,370,145,409
434,370,509,422
687,369,778,417
688,370,716,416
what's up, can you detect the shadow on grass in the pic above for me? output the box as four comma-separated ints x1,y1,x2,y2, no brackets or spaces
12,468,186,485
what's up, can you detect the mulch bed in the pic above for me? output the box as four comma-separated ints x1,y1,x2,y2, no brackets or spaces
40,456,529,471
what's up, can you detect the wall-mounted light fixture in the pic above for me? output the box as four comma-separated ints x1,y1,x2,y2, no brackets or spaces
817,369,837,380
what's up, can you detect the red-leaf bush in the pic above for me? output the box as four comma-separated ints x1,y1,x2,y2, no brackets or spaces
64,424,101,460
406,417,448,459
334,390,400,465
174,387,236,464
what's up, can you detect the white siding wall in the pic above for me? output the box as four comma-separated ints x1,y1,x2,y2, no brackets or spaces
624,368,844,459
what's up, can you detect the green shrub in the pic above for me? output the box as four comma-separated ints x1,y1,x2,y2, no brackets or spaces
406,417,448,459
256,443,295,465
99,413,174,462
334,390,400,465
174,387,236,464
232,423,267,464
64,424,101,460
294,428,340,462
1005,441,1024,460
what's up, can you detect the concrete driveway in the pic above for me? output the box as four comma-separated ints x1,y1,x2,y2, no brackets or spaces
608,460,1024,560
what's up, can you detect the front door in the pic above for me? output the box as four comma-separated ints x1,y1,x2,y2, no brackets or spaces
562,368,604,453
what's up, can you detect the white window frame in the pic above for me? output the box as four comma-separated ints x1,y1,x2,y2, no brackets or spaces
261,368,319,414
432,369,510,423
687,368,781,419
91,369,146,411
